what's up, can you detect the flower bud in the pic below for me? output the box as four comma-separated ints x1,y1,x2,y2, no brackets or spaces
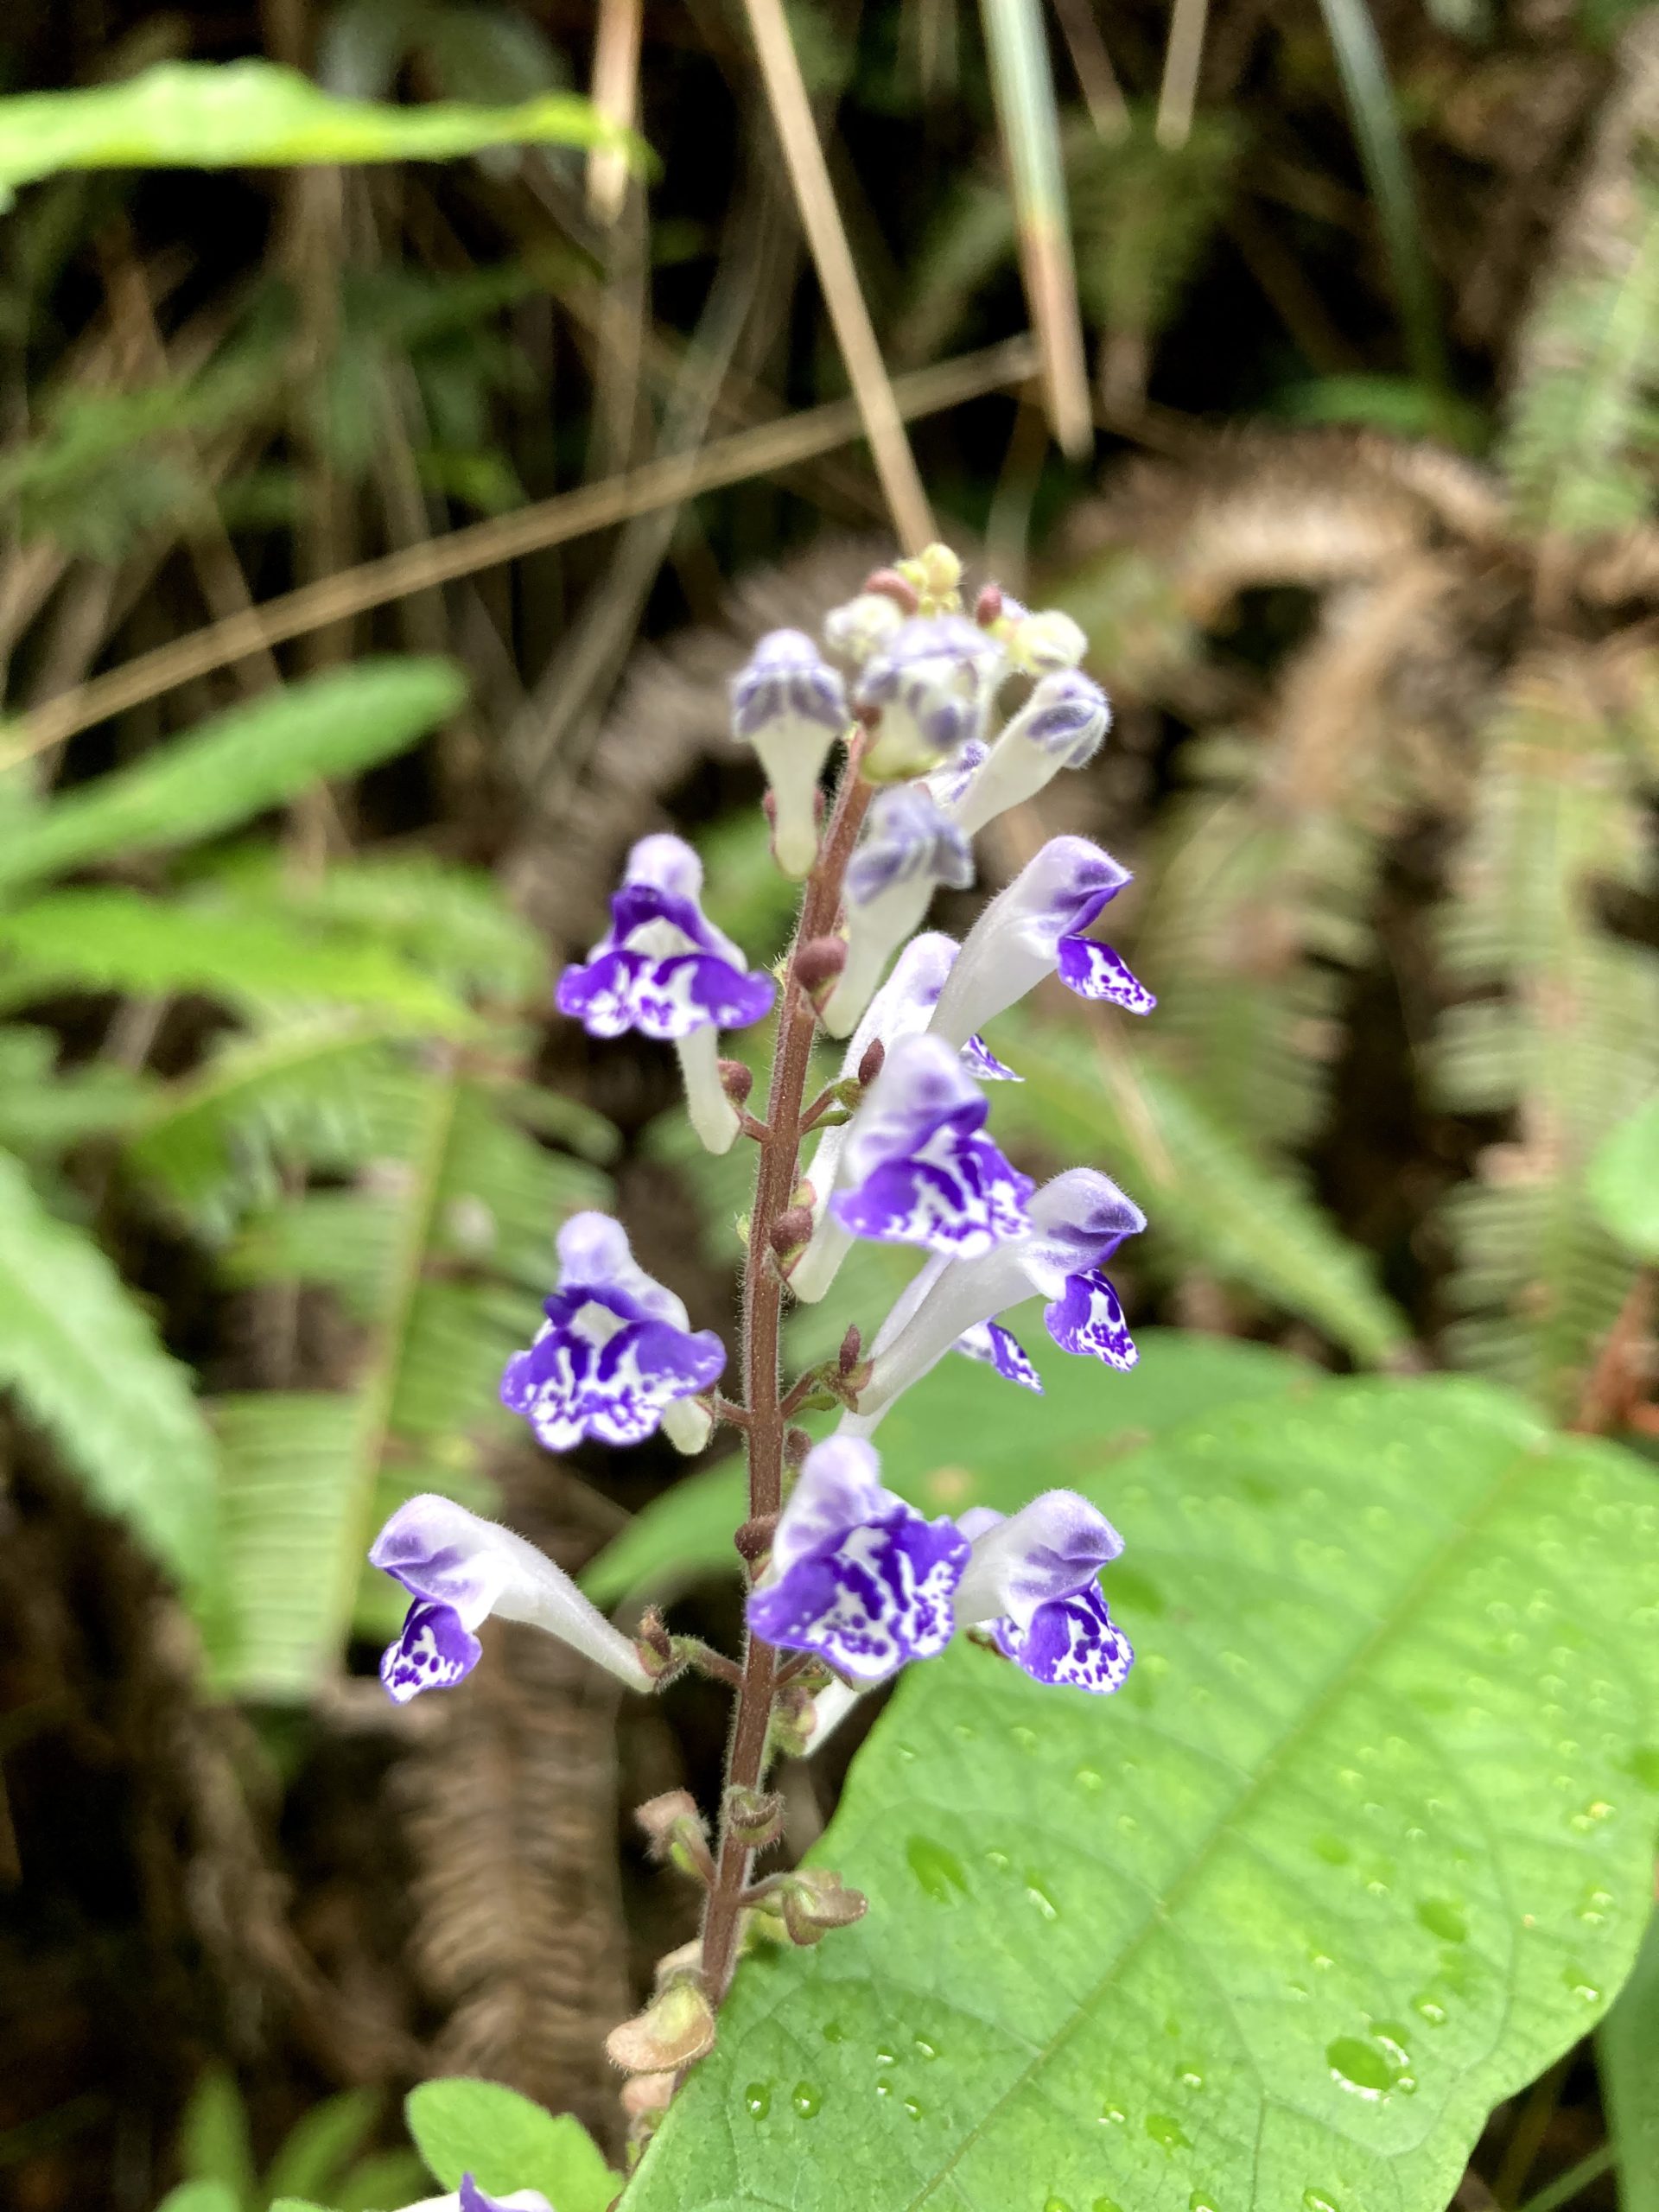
734,1513,778,1563
942,669,1112,838
1006,605,1088,675
731,631,849,878
895,540,963,614
606,1978,717,2074
975,582,1004,626
837,1322,862,1374
823,590,906,669
769,1205,815,1262
854,615,1006,781
718,1058,754,1107
862,566,920,613
796,934,849,1009
634,1789,713,1880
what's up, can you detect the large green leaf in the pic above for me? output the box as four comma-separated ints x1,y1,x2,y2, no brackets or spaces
0,659,466,895
0,887,473,1031
990,1014,1411,1365
404,2078,621,2212
1598,1904,1659,2212
0,1147,216,1586
0,60,636,207
584,1327,1307,1606
625,1377,1659,2212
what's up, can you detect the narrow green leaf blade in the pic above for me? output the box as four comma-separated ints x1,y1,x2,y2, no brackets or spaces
0,659,466,895
582,1327,1307,1605
0,60,639,206
263,2088,381,2206
625,1378,1659,2212
1586,1095,1659,1262
0,1147,216,1586
1597,1904,1659,2212
404,2078,621,2212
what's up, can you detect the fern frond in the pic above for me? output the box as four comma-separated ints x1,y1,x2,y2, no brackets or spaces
0,1023,152,1152
1503,30,1659,537
0,1146,218,1586
1434,654,1659,1409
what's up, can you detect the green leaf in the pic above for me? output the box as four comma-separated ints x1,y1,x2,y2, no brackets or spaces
0,1147,216,1586
0,60,639,207
1586,1095,1659,1262
404,2078,621,2212
0,888,473,1032
1599,1905,1659,2212
178,2068,257,2211
333,2146,433,2212
268,2201,334,2212
0,660,466,896
582,1327,1307,1607
992,1014,1412,1364
263,2088,380,2206
0,1022,151,1153
624,1377,1659,2212
156,2187,245,2212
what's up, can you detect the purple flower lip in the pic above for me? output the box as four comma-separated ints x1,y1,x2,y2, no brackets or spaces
746,1437,969,1681
830,1033,1033,1259
957,1491,1135,1695
499,1211,726,1452
556,833,774,1042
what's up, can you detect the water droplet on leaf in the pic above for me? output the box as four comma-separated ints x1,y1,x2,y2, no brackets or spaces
906,1835,967,1903
1415,1898,1466,1943
743,2082,771,2119
1326,2037,1392,2098
791,2082,821,2118
1147,2114,1190,2152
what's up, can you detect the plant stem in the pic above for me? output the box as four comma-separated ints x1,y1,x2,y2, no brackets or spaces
697,739,871,2004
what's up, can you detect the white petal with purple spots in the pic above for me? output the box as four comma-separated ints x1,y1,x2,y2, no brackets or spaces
1044,1268,1138,1369
1055,935,1156,1014
955,1319,1042,1390
993,1585,1135,1694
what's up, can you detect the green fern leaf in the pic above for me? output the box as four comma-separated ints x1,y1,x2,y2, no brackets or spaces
0,1147,217,1586
0,1022,152,1152
0,659,466,896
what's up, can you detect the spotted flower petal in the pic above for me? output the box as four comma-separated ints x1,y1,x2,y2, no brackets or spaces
370,1493,653,1702
747,1438,969,1681
499,1211,726,1452
955,1319,1042,1391
1054,934,1155,1014
830,1033,1032,1258
956,1491,1133,1695
1044,1266,1138,1370
993,1586,1135,1694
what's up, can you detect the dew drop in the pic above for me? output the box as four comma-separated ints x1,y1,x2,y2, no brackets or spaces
874,2078,893,2100
1412,1995,1448,2026
1147,2114,1191,2152
902,2096,925,2121
1326,2037,1392,2098
906,1835,967,1903
1189,2196,1217,2212
1179,2069,1205,2090
1011,1724,1039,1752
876,2047,898,2067
1564,1967,1602,2003
791,2082,821,2119
822,2020,845,2044
1416,1898,1467,1943
1312,1834,1351,1866
743,2082,771,2120
1303,2193,1341,2212
1099,2105,1127,2126
985,1848,1012,1874
912,2035,938,2061
1044,2198,1072,2212
1026,1876,1061,1923
1076,1767,1104,1792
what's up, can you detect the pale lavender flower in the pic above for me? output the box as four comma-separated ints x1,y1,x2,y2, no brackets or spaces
730,628,849,877
370,1494,653,1704
499,1212,724,1455
957,1491,1134,1694
556,834,774,1153
822,786,972,1037
928,835,1154,1052
830,1033,1032,1260
943,669,1112,838
853,613,1006,779
746,1438,969,1681
844,1166,1145,1430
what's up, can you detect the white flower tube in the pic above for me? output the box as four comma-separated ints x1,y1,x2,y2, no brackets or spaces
821,788,972,1038
674,1024,740,1155
730,629,849,877
943,668,1111,839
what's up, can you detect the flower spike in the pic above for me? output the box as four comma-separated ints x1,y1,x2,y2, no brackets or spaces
730,628,849,877
943,669,1112,838
957,1493,1135,1694
370,1494,654,1703
830,1033,1033,1260
845,1166,1146,1430
500,1211,725,1454
821,787,972,1037
928,835,1154,1050
556,834,774,1153
746,1438,969,1681
853,613,1006,779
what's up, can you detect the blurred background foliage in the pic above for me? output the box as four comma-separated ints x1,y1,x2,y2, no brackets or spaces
0,0,1656,2207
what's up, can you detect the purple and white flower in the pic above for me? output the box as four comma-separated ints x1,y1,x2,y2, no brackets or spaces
844,1166,1145,1430
853,613,1006,779
556,835,774,1154
730,629,849,877
998,602,1089,677
400,2181,553,2212
923,734,988,813
928,835,1154,1051
823,588,906,671
954,1319,1043,1391
829,1033,1033,1260
943,669,1112,839
746,1437,969,1681
822,786,973,1037
500,1212,725,1456
957,1491,1134,1694
370,1493,653,1704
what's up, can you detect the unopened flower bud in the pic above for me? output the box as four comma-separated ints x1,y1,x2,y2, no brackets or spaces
785,1426,812,1465
769,1205,815,1261
731,631,847,878
718,1058,754,1107
895,541,963,614
856,1037,886,1085
838,1323,862,1374
854,616,1005,781
606,1978,716,2074
779,1868,869,1947
734,1513,778,1563
1007,605,1088,676
823,591,906,669
975,582,1005,626
863,566,920,613
723,1783,785,1847
795,937,849,1004
634,1789,713,1879
768,1681,817,1758
634,1606,679,1684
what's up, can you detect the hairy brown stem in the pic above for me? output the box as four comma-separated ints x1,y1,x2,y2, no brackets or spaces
697,739,871,2003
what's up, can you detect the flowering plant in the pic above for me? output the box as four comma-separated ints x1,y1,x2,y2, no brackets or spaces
367,543,1154,2131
